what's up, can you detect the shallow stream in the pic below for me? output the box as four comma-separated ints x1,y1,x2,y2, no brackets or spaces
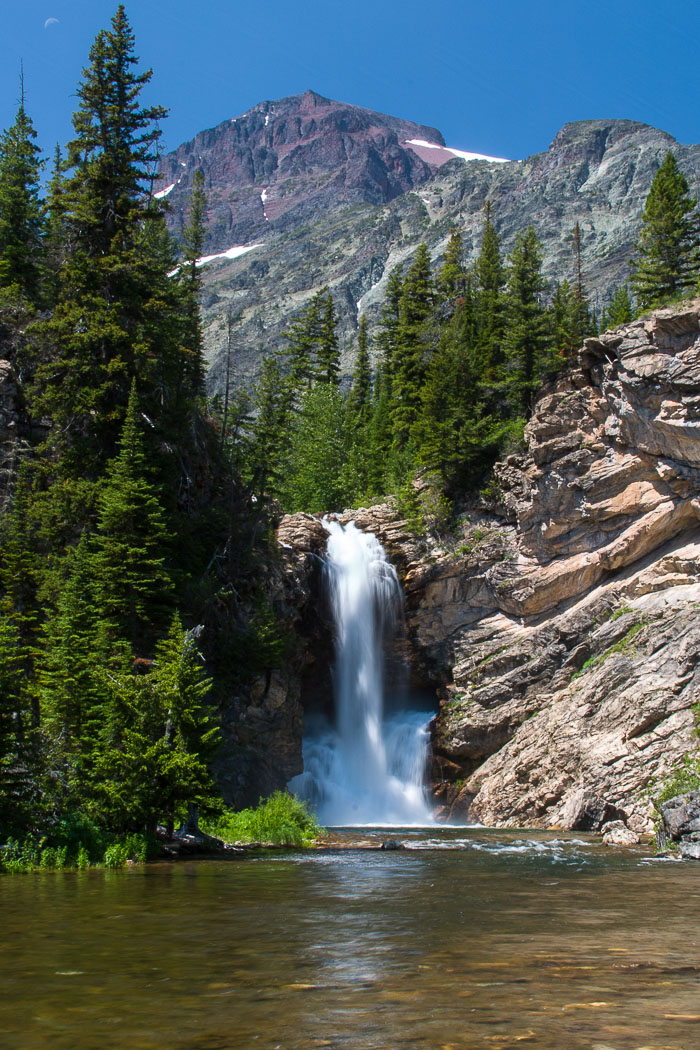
4,827,700,1049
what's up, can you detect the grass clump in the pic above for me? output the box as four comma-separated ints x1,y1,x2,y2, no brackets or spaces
572,622,644,679
203,791,324,847
654,754,700,806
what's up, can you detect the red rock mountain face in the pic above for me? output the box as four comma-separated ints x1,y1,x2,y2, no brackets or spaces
155,90,446,251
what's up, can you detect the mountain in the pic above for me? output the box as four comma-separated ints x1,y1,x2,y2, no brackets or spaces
156,92,700,393
155,89,450,247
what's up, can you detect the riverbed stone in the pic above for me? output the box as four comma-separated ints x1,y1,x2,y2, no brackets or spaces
601,820,640,846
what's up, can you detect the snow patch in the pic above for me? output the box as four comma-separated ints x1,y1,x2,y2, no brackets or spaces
261,187,270,221
264,113,270,127
405,138,509,164
180,161,187,167
420,197,430,206
196,243,264,268
154,182,175,199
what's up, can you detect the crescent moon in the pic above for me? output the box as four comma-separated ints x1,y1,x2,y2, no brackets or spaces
44,17,60,29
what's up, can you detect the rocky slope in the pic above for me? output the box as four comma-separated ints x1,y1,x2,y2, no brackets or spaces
274,302,700,835
156,92,700,394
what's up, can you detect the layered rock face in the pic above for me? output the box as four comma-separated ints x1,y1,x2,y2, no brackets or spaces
276,304,700,834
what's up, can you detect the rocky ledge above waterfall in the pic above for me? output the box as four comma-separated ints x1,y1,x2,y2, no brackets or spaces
277,301,700,836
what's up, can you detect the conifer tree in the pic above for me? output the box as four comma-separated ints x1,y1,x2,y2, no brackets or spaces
0,604,38,834
347,315,372,420
282,292,322,389
245,357,294,499
179,168,208,395
630,151,700,309
31,5,188,469
94,614,219,833
92,383,174,651
603,285,633,329
437,228,466,298
0,79,44,304
474,203,506,378
391,243,434,448
503,227,547,415
316,292,340,385
374,266,404,378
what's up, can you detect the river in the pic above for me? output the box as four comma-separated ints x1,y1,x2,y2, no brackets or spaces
3,827,700,1050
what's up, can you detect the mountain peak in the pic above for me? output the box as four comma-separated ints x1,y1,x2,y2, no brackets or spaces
157,92,448,250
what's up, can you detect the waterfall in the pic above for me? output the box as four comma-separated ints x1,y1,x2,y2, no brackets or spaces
289,519,434,826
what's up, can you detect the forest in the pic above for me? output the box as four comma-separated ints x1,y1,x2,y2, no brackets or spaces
1,5,699,864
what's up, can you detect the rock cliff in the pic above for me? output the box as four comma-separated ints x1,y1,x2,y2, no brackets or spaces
275,303,700,834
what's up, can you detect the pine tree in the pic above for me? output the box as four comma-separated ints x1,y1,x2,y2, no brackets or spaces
503,227,547,415
245,357,294,499
316,292,340,385
0,610,36,836
374,266,404,379
93,614,219,833
91,383,174,651
347,315,372,420
282,292,322,389
0,78,44,304
281,384,351,513
437,228,466,298
474,203,506,378
391,243,434,448
603,285,633,329
630,151,700,309
30,5,190,470
178,168,208,396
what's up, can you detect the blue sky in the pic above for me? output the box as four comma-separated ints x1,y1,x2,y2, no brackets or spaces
2,1,699,163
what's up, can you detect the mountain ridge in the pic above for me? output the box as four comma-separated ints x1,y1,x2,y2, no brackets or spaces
153,90,700,395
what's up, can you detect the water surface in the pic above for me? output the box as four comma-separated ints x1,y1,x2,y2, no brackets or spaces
4,827,700,1050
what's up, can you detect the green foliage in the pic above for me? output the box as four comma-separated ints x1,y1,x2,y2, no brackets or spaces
0,85,44,302
601,285,633,330
281,384,353,513
654,755,700,806
204,791,324,847
630,151,700,309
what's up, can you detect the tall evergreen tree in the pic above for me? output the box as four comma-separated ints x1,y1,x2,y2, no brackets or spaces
437,228,466,298
391,243,434,448
31,5,189,470
91,383,174,651
347,315,372,420
503,227,547,415
0,79,44,303
179,168,208,395
474,203,506,378
316,292,340,385
630,151,700,309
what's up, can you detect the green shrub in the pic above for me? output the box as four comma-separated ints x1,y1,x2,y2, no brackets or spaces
204,791,324,847
104,842,129,868
654,755,700,806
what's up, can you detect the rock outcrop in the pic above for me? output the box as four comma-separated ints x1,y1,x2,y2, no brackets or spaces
275,303,700,834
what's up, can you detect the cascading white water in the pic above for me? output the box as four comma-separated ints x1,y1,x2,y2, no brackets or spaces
289,520,434,826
